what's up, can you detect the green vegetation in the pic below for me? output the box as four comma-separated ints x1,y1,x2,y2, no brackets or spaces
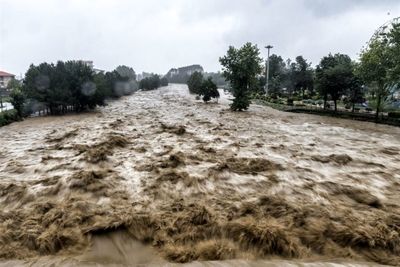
187,72,203,94
358,23,400,121
139,74,162,91
388,111,400,119
215,20,399,124
199,77,219,103
316,54,360,112
0,109,19,127
160,77,169,87
220,42,263,111
10,86,25,118
21,61,138,115
187,72,219,102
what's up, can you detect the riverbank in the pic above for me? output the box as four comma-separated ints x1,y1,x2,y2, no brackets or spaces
253,99,400,127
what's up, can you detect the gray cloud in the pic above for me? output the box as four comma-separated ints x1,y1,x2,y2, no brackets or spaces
0,0,399,76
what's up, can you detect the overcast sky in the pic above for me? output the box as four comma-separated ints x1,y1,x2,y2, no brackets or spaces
1,0,400,76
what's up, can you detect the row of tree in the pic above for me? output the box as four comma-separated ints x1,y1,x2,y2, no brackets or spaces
8,62,147,117
218,22,400,117
187,72,220,102
139,75,168,91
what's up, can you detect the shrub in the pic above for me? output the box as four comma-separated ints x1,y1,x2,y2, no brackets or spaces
160,77,169,87
187,72,203,94
10,88,26,117
199,78,220,103
139,75,161,91
0,109,20,127
294,103,306,107
388,111,400,119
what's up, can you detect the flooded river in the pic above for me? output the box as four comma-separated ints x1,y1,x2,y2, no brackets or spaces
0,84,399,266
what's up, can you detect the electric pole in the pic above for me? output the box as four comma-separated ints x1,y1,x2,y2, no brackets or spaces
265,45,273,94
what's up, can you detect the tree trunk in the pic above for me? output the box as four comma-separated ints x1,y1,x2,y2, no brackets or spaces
323,94,327,110
334,100,337,112
352,103,355,113
375,93,382,122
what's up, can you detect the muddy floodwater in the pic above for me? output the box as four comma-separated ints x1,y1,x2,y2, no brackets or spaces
1,84,400,267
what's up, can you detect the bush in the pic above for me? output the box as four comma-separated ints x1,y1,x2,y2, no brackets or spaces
294,103,306,107
388,111,400,119
160,77,169,87
0,109,20,127
139,75,161,91
187,72,203,94
10,88,26,117
199,78,220,103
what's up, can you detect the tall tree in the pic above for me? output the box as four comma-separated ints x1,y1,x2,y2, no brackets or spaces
292,56,314,99
219,42,263,111
187,72,203,94
267,54,286,97
316,53,355,111
358,34,396,120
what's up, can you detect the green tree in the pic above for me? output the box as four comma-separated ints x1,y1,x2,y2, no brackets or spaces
316,54,355,111
267,54,286,97
358,38,395,120
115,65,136,81
292,56,314,99
10,87,25,118
219,42,263,111
347,76,364,113
187,72,204,94
160,77,169,87
139,75,161,90
22,61,107,115
199,77,220,103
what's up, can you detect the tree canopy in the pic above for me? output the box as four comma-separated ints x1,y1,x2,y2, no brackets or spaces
22,61,137,115
187,72,204,95
316,53,357,111
358,22,400,119
220,42,263,111
139,75,162,91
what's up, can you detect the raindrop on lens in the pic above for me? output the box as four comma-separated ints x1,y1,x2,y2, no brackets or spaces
81,82,97,96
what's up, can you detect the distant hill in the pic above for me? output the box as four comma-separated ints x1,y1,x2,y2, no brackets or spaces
165,64,204,84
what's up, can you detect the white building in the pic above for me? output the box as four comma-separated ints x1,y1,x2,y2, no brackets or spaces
0,71,15,89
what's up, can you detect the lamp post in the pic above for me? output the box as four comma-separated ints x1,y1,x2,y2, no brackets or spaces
265,45,273,94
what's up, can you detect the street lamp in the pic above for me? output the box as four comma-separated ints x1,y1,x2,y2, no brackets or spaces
265,45,273,94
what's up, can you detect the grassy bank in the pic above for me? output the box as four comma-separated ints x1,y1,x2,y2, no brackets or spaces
253,99,400,127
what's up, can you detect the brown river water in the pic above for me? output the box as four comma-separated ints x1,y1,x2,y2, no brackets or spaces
0,84,399,266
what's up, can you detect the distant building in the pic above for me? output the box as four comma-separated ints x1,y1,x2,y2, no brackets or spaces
93,68,105,74
165,64,204,83
0,71,15,90
75,60,105,74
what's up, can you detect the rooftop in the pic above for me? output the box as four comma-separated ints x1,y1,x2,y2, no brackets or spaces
0,71,15,77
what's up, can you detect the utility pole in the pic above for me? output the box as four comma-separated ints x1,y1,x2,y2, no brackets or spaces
265,45,273,94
